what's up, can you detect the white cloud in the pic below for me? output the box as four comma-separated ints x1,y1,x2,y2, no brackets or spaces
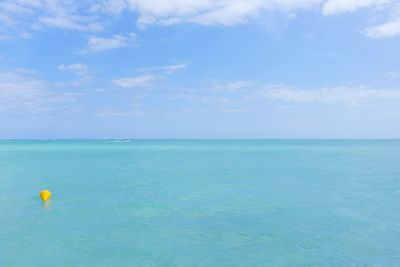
0,1,34,15
322,0,400,38
1,0,400,40
90,0,128,14
321,0,391,15
161,63,188,74
0,69,78,113
0,1,102,38
137,63,188,74
96,109,144,117
222,108,248,113
255,85,400,105
81,34,135,53
113,74,158,87
59,63,88,76
93,0,323,28
364,18,400,38
57,63,91,87
36,15,102,32
111,63,186,89
210,80,255,92
90,0,400,38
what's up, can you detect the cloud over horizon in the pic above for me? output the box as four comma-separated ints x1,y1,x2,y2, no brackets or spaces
0,69,79,113
255,85,400,105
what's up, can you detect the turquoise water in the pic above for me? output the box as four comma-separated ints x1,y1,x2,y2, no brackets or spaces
1,140,400,266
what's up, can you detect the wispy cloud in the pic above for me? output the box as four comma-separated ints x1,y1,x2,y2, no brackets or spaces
59,63,89,76
137,63,188,74
210,80,255,92
98,0,400,40
322,0,400,38
81,33,135,53
112,62,187,88
0,69,79,113
364,18,400,38
322,0,392,15
161,63,188,74
1,0,400,40
254,85,400,105
222,108,248,113
0,1,102,38
386,70,400,79
36,15,102,32
93,0,323,28
56,63,91,88
96,109,144,117
90,0,400,38
113,74,158,88
90,0,128,14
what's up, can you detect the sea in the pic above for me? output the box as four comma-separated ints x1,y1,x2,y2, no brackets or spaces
0,140,399,266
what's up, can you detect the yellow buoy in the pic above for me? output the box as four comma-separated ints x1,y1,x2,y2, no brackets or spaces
39,190,52,201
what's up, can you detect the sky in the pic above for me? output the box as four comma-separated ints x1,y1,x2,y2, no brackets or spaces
0,0,400,139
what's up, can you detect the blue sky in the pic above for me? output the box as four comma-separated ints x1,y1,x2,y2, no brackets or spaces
1,0,400,139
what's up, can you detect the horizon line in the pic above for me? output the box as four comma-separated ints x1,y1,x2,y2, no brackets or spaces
1,138,400,141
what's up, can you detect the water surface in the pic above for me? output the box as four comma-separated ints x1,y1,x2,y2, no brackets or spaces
1,140,399,266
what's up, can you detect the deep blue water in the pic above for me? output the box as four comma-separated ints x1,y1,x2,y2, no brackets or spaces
1,140,400,266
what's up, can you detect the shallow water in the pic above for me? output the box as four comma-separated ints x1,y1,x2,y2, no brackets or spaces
1,140,400,266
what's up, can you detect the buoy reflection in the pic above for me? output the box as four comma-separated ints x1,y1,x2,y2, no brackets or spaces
42,199,52,209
